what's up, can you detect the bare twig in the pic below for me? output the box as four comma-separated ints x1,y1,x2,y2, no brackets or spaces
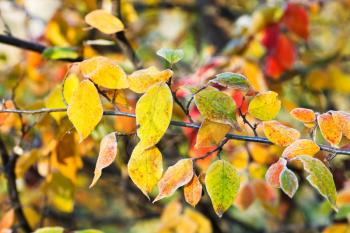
1,108,349,156
238,108,258,137
194,137,230,161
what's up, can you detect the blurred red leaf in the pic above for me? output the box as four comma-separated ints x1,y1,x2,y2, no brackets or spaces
282,3,309,40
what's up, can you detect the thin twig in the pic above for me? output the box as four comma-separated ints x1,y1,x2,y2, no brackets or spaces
194,137,230,161
1,108,349,156
238,108,258,137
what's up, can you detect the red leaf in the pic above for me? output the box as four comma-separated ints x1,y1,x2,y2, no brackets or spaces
274,35,296,69
261,23,280,50
282,3,309,40
265,55,284,79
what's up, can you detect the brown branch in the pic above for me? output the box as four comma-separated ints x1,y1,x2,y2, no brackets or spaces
1,108,349,156
0,136,32,232
238,108,258,137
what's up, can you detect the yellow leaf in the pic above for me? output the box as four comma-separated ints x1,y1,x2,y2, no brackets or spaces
229,146,249,170
90,132,118,188
248,91,281,121
128,143,163,198
184,174,202,207
136,82,173,148
85,9,124,34
153,159,194,203
331,111,350,140
128,66,173,93
45,85,66,122
67,80,103,141
282,139,320,159
184,208,213,233
323,224,349,233
63,73,79,105
195,119,231,148
263,120,300,146
79,56,128,89
317,113,342,145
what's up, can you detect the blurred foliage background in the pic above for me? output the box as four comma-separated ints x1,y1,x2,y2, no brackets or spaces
0,0,350,233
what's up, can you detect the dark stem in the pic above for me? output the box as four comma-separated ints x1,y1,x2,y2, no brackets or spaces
194,137,229,161
238,108,258,137
0,108,350,156
0,136,32,232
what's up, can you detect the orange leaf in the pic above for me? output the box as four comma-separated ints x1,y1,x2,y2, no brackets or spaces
195,119,231,148
252,180,277,204
331,111,350,140
154,159,194,203
90,132,118,188
282,139,320,159
317,113,342,145
234,183,255,211
263,120,300,146
0,100,14,125
265,158,287,188
290,108,316,123
0,209,14,230
184,174,202,207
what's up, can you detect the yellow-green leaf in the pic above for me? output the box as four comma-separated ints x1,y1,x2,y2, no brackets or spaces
292,156,337,211
34,227,64,233
128,66,173,93
79,56,128,89
263,120,300,147
280,168,299,198
156,48,184,64
90,132,118,188
45,85,66,122
85,9,124,34
195,119,231,148
209,72,249,90
67,80,103,141
248,91,281,121
153,158,193,203
128,143,163,199
136,82,173,148
194,87,236,126
205,160,240,217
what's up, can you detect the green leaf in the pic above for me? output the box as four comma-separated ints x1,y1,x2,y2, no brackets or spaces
280,168,299,198
292,156,337,211
34,227,64,233
335,205,350,220
205,160,240,217
156,48,184,64
209,72,249,90
42,47,79,60
194,87,236,126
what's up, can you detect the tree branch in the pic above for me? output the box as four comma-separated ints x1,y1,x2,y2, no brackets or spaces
1,108,349,156
0,136,32,233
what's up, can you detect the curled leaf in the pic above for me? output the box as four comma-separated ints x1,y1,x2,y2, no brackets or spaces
209,72,249,90
263,120,300,146
290,108,316,123
292,156,337,211
282,139,320,159
154,159,194,203
184,174,202,207
136,82,173,148
205,160,240,217
85,9,124,34
67,80,103,141
248,91,281,121
317,113,342,145
90,132,118,188
128,143,163,198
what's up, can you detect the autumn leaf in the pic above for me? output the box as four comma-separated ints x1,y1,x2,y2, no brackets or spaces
292,156,337,211
67,80,103,141
33,227,64,233
248,91,281,121
90,132,118,188
195,119,231,148
128,66,173,93
281,139,320,159
205,160,240,217
282,3,309,40
280,168,299,198
290,108,316,123
79,56,128,89
194,87,236,126
184,174,202,207
136,82,173,148
0,100,13,125
263,120,300,146
0,209,14,231
234,183,255,211
331,111,350,140
317,113,342,145
45,85,67,122
85,9,124,34
265,158,287,188
128,143,163,199
63,74,80,105
252,180,277,204
209,72,249,90
42,47,79,60
154,158,194,203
